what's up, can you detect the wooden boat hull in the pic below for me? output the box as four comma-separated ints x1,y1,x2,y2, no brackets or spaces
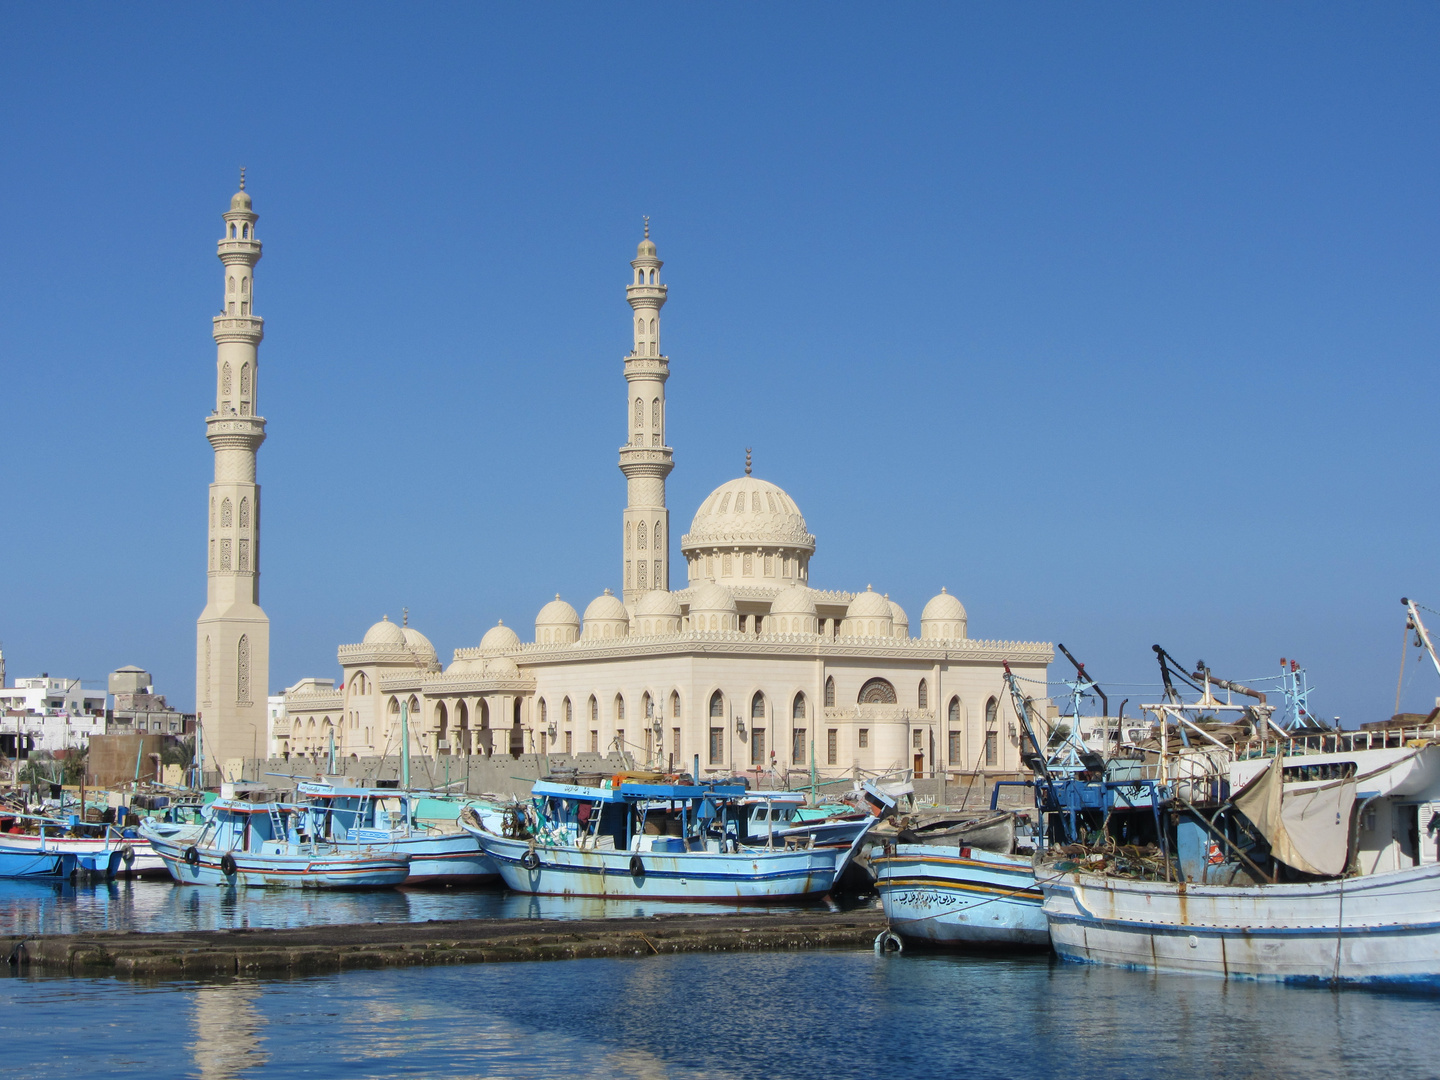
1042,862,1440,988
146,832,409,890
872,844,1050,948
375,831,499,886
471,831,850,901
0,835,126,880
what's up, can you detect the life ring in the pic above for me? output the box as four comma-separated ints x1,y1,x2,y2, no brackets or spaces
219,853,238,876
629,854,645,880
119,844,135,866
519,850,540,871
874,930,904,954
183,846,200,867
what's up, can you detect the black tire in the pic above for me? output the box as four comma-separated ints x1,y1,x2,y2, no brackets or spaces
219,853,238,876
120,844,135,866
519,850,540,871
183,846,200,867
629,854,645,880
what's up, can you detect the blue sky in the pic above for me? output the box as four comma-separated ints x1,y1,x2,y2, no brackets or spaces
2,5,1438,722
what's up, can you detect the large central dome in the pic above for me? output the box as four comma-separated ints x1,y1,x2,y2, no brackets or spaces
680,476,816,589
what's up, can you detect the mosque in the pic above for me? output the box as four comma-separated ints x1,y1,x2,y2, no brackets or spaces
195,180,1052,782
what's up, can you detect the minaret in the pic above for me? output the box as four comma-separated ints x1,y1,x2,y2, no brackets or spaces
619,218,673,604
196,171,270,777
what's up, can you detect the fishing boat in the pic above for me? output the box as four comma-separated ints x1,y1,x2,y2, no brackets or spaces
140,795,410,889
461,778,892,901
1040,611,1440,988
0,821,128,881
293,779,504,886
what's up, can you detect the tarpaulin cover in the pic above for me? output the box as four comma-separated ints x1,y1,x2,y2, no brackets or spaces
1234,759,1356,877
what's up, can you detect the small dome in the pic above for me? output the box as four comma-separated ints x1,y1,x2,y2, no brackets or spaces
536,596,579,625
846,586,892,620
637,237,656,257
583,589,630,639
635,591,682,618
689,580,737,614
230,190,252,212
887,597,910,639
484,655,520,678
479,621,521,652
401,627,436,658
445,657,482,675
362,616,406,646
920,587,968,641
769,585,817,616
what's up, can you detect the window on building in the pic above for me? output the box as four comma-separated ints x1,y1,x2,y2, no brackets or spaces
792,727,806,763
858,678,897,705
564,697,572,723
858,728,869,749
985,696,998,728
539,699,547,724
948,730,963,765
709,727,723,764
985,731,998,766
751,692,765,720
913,730,923,749
670,690,680,719
824,677,835,707
672,727,680,759
615,694,625,722
949,697,960,725
918,679,927,708
827,729,838,765
710,690,724,720
590,696,598,723
743,552,753,576
751,728,765,766
590,730,598,753
792,692,806,720
722,553,732,576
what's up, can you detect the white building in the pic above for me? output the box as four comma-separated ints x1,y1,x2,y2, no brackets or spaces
283,226,1053,782
0,675,108,755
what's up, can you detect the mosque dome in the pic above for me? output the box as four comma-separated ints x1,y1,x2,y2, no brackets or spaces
445,657,482,675
637,236,656,257
483,655,520,678
683,476,815,552
920,587,968,641
535,596,580,645
401,627,437,660
767,585,817,635
230,189,252,212
362,616,406,646
887,597,910,640
688,580,738,633
634,590,682,636
843,586,893,638
583,590,630,640
479,621,521,652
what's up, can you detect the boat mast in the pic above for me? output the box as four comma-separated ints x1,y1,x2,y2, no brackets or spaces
1402,598,1440,681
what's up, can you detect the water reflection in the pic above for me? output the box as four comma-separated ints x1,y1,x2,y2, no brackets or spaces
0,878,857,936
190,981,268,1080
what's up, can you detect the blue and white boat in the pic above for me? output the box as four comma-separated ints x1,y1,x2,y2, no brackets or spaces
294,780,503,886
462,779,891,901
0,815,128,881
140,797,410,889
872,845,1049,948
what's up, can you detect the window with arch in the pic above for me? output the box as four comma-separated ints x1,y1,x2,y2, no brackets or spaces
858,678,898,705
634,397,644,427
539,699,547,724
985,696,998,728
793,692,807,720
564,697,573,723
636,270,643,285
825,677,835,707
220,498,233,527
236,634,250,703
651,398,660,428
221,363,232,396
637,317,644,336
710,690,724,719
742,553,753,576
918,679,928,708
653,522,662,550
238,497,249,528
648,269,655,283
643,692,653,719
229,223,237,238
240,363,250,395
241,276,249,295
649,341,656,356
228,276,236,294
590,696,598,723
949,696,961,725
242,223,249,238
637,521,647,550
649,318,655,334
751,692,766,720
615,694,625,721
670,690,681,718
722,553,733,576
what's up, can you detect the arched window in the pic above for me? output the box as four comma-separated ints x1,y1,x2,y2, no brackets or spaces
651,398,660,428
228,276,236,294
949,697,960,724
589,696,598,723
985,696,998,727
539,699,547,724
241,223,249,238
388,697,400,717
220,498,233,527
614,694,625,722
751,692,765,719
229,223,237,238
238,497,249,528
239,363,250,395
637,521,647,550
824,677,835,707
918,679,928,708
653,522,662,550
751,492,762,512
643,692,654,719
648,269,655,283
564,697,572,723
634,397,643,427
236,634,250,703
670,690,681,718
710,690,724,719
649,318,656,335
650,341,656,356
637,317,644,336
241,276,249,295
858,678,897,704
221,362,232,395
792,692,806,720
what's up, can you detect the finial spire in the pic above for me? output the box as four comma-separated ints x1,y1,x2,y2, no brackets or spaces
744,447,752,476
402,606,408,627
643,215,650,240
239,166,246,191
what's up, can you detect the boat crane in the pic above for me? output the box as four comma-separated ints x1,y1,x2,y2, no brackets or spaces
1402,597,1440,682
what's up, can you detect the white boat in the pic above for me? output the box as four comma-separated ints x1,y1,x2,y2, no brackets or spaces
140,798,410,889
462,778,891,901
872,844,1049,948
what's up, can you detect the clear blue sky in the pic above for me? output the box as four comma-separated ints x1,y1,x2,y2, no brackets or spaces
2,6,1438,723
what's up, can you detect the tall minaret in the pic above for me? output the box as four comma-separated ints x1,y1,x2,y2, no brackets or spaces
619,219,673,605
196,172,270,777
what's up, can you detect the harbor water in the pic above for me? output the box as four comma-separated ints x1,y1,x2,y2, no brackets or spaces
7,949,1440,1080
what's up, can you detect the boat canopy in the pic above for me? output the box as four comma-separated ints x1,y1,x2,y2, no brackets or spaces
531,779,746,804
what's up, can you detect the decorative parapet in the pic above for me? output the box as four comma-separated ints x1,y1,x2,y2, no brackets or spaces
420,672,537,696
337,642,441,670
211,314,265,344
824,706,935,723
284,691,343,713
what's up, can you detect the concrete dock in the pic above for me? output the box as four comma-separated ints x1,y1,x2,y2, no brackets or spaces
2,909,888,980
